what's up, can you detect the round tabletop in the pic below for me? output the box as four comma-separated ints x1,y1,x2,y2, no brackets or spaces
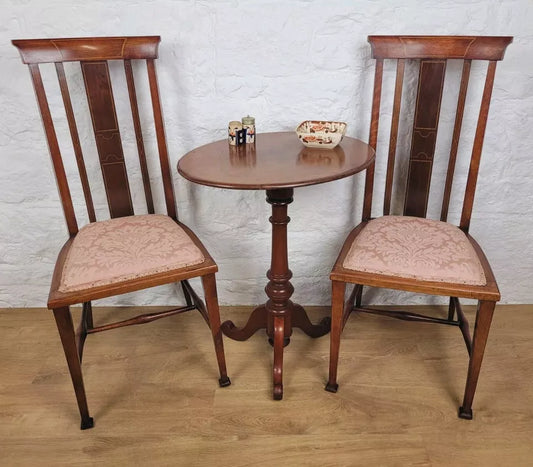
177,131,375,190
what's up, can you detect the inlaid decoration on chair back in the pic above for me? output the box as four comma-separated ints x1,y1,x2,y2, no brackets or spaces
363,36,512,232
12,36,176,236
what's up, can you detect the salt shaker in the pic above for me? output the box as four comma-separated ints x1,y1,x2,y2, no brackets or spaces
241,115,255,144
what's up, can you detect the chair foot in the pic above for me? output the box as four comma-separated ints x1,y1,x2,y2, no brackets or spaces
325,382,339,393
81,417,94,430
219,376,231,388
458,406,473,420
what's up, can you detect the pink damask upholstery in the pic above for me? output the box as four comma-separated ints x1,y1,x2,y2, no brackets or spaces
343,216,486,286
59,215,205,293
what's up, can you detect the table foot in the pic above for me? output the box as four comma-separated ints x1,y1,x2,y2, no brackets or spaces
221,305,267,341
292,303,331,338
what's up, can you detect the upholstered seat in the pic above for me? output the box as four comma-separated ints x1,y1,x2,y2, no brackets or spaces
342,216,486,286
59,215,205,293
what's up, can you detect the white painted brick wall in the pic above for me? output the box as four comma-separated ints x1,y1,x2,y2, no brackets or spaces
1,0,531,307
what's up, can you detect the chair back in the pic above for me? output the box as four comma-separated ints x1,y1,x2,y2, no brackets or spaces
363,35,512,232
12,36,176,236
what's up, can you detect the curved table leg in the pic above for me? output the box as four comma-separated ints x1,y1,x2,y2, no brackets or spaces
221,305,268,341
272,315,285,400
291,303,331,338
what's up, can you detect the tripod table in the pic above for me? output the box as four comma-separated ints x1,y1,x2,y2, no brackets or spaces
178,131,374,399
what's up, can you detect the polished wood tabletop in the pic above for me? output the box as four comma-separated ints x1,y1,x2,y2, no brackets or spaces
178,131,375,189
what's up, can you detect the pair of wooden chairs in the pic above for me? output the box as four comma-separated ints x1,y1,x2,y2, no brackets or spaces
13,35,511,429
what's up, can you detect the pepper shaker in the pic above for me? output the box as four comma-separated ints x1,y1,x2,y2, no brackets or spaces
242,115,255,144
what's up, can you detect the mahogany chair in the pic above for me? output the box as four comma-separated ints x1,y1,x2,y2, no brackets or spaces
326,36,512,419
12,36,230,429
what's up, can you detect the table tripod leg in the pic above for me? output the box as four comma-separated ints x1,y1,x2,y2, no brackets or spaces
272,315,285,400
292,303,331,338
221,305,268,340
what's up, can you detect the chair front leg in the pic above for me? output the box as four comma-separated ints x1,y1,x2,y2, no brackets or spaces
53,306,94,429
459,300,496,420
201,274,231,387
325,280,346,393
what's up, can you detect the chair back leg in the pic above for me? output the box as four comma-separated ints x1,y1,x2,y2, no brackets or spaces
83,302,94,330
181,281,194,307
447,297,456,321
201,274,231,387
355,285,363,308
53,307,94,429
459,300,496,419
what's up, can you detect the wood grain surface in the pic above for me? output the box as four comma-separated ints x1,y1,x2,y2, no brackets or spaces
1,305,531,466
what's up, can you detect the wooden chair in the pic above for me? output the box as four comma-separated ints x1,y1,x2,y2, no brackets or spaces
326,35,512,419
12,36,230,429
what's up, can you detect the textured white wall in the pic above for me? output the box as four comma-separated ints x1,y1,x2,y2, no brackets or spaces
1,0,531,307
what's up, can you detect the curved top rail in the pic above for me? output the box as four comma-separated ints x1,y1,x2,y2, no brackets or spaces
12,36,160,64
368,35,513,60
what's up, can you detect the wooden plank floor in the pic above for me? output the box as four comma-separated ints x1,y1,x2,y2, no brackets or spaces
1,305,532,466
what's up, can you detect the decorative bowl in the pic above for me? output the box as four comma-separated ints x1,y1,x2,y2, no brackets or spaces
295,120,347,149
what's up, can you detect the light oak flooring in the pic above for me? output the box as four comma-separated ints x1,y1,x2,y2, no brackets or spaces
1,304,532,466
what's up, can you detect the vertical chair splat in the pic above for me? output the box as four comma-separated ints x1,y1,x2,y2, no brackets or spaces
441,59,471,222
147,58,177,221
29,63,79,235
362,58,383,221
460,61,498,233
124,59,155,214
383,58,405,216
55,62,97,223
403,59,447,218
81,60,134,219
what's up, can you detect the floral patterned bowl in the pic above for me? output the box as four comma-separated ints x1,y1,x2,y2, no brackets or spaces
295,120,347,149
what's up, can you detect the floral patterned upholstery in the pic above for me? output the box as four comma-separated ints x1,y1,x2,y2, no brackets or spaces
342,216,486,286
58,214,205,293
